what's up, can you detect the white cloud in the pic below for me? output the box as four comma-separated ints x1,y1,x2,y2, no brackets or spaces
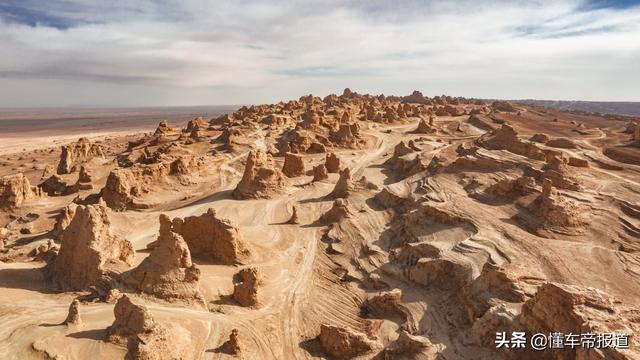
0,0,639,107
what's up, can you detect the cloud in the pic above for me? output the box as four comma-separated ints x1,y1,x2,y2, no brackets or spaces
0,0,639,107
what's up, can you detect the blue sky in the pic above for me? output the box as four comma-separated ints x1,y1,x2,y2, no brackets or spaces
0,0,639,107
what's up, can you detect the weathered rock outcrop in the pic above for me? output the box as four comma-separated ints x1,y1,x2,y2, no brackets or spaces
322,199,353,223
220,329,241,355
107,295,195,360
153,120,173,136
330,168,354,198
282,153,306,177
529,179,585,228
51,204,78,241
478,124,546,160
0,173,39,209
57,137,104,174
319,324,378,358
170,209,251,264
510,282,640,359
233,151,286,199
49,202,135,291
325,153,341,173
232,267,261,307
122,219,203,303
64,300,82,326
312,164,328,181
362,288,403,318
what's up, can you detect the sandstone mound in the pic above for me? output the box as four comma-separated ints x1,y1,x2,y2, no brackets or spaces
415,117,436,133
478,124,545,160
57,137,104,174
330,168,354,198
385,330,433,356
232,267,261,307
529,133,549,143
51,203,78,240
319,324,378,358
322,199,353,223
540,153,581,191
64,299,82,326
220,329,241,355
153,120,173,136
491,101,518,113
325,153,341,173
168,209,251,264
487,176,536,198
0,173,39,209
312,164,328,181
528,179,585,229
122,220,203,303
49,202,135,291
107,295,195,360
362,288,403,318
233,151,286,199
282,153,305,177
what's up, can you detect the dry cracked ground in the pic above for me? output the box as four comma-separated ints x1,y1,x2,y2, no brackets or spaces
1,89,640,360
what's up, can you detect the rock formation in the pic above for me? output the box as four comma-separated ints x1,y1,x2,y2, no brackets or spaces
57,137,104,174
232,267,261,307
325,153,341,173
286,205,299,224
330,168,354,198
362,288,403,318
319,324,378,358
478,124,546,160
153,120,173,136
529,179,584,228
233,150,286,199
122,219,203,303
64,299,82,326
312,164,328,181
220,329,241,355
322,199,353,223
49,202,135,291
51,203,78,241
107,295,195,360
282,152,306,177
510,282,640,359
0,173,38,209
169,208,251,264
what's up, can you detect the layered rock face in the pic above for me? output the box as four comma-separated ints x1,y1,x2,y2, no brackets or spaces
122,218,203,303
319,324,378,358
169,208,251,264
49,202,135,291
107,295,194,360
233,267,261,307
0,173,38,209
233,151,286,199
57,137,104,174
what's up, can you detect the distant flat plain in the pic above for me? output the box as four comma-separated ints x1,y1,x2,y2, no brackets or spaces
0,105,237,154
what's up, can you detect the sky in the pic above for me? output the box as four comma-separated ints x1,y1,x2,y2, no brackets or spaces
0,0,639,108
